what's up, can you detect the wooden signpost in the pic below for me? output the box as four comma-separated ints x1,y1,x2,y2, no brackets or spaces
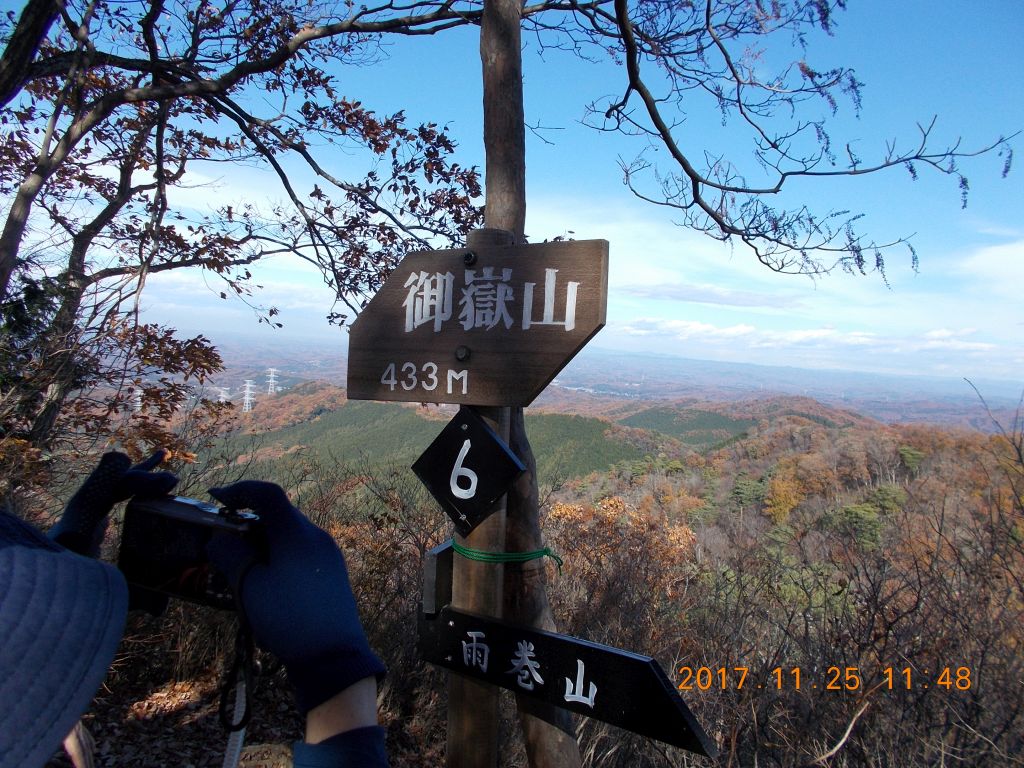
345,0,718,761
346,231,612,767
346,235,719,761
346,239,609,407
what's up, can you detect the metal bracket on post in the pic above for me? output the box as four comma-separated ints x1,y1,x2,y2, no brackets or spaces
422,539,454,617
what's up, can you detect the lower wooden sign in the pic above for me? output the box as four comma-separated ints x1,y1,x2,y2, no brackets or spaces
418,605,718,757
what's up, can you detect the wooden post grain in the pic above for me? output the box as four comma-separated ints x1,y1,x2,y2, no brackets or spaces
447,229,514,768
448,0,525,758
505,407,582,767
480,0,526,239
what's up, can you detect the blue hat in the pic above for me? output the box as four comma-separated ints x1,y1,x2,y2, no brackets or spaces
0,511,128,768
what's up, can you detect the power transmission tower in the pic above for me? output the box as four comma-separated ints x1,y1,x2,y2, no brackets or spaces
218,387,230,404
266,367,278,395
242,380,256,412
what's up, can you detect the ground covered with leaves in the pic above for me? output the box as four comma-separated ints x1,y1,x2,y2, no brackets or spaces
45,609,304,768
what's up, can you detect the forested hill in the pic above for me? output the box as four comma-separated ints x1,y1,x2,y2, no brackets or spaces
231,380,882,482
210,337,1019,432
100,377,1022,767
197,376,1023,768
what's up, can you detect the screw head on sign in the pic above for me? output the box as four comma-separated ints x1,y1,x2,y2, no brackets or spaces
455,345,471,362
463,250,477,266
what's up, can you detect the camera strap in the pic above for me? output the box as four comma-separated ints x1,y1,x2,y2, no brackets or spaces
220,620,256,732
219,619,256,768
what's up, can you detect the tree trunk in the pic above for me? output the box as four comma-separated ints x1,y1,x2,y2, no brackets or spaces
480,0,526,239
479,0,582,764
0,168,49,301
26,278,86,448
505,407,581,766
448,232,512,768
447,0,532,761
0,0,61,109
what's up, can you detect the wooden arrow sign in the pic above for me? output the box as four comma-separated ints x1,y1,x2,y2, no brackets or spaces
346,239,608,406
419,605,718,757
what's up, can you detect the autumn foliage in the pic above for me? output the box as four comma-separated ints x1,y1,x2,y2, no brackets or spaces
0,371,1014,768
49,398,1018,767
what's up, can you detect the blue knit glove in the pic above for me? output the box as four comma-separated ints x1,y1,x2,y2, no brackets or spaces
207,481,386,715
50,450,178,557
292,727,389,767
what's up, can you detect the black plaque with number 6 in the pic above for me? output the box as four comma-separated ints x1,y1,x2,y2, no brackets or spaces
412,407,526,536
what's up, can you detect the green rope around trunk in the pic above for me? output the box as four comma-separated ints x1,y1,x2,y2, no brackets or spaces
451,538,564,572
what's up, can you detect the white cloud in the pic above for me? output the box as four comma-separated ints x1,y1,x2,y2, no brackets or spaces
953,239,1024,298
139,255,341,340
624,318,757,340
920,338,996,352
919,328,990,351
523,193,1022,380
924,328,958,340
129,169,1024,382
972,223,1024,239
623,318,882,348
608,312,1019,379
619,281,802,309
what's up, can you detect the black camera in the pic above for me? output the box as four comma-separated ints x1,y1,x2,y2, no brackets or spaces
118,495,259,609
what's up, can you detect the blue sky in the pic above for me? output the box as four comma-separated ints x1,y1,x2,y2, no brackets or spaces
141,1,1024,384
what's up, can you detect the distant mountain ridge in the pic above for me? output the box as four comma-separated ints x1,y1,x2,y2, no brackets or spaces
544,348,1019,430
233,381,890,483
202,332,1019,431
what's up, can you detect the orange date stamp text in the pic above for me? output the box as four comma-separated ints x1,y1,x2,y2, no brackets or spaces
676,665,972,692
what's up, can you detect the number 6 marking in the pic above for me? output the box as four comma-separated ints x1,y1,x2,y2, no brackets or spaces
450,439,478,500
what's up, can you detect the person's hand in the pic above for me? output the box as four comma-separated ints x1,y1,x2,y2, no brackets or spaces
50,449,178,557
207,480,386,716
